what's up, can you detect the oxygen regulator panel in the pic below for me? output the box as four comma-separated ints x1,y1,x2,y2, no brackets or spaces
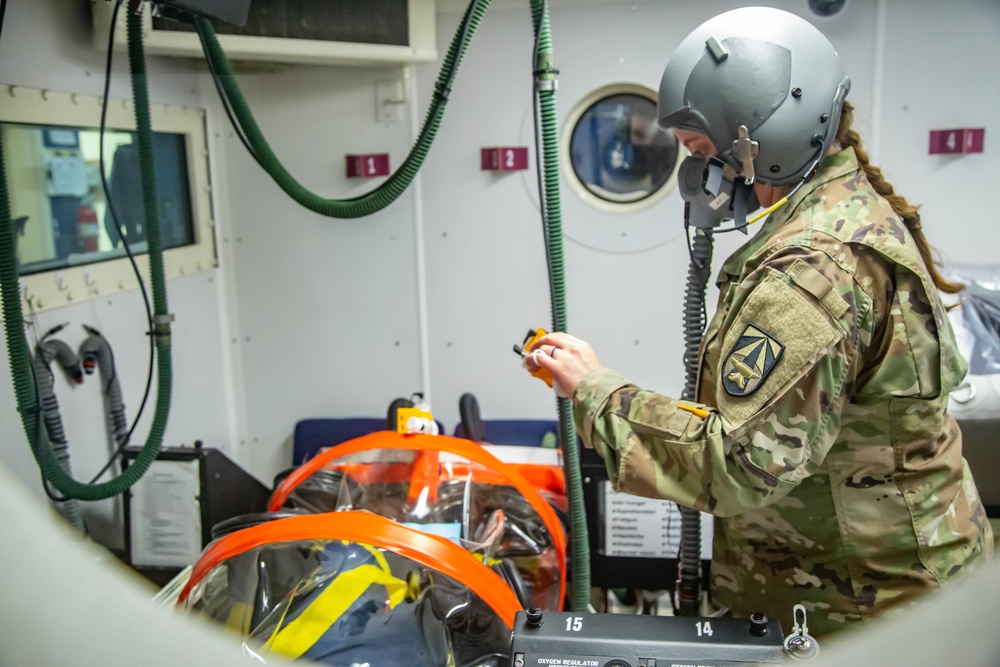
510,610,785,667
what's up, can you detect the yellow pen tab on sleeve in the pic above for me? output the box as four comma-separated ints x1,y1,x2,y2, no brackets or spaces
678,403,710,419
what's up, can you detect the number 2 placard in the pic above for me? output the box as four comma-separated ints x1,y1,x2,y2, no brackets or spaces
481,147,529,171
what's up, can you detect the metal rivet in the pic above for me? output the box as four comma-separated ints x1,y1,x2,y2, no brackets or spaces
820,113,829,123
791,87,803,98
770,165,781,173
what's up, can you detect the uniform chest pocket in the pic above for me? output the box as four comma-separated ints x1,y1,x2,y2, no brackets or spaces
717,268,846,430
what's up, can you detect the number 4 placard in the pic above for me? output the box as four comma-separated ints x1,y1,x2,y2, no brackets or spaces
481,147,529,171
346,154,390,178
929,128,985,155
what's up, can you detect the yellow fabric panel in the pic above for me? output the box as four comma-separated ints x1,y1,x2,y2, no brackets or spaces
266,564,408,659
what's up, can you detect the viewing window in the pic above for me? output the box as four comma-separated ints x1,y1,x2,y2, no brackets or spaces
1,87,215,312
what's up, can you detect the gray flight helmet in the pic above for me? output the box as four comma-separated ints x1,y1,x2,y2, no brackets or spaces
658,6,851,186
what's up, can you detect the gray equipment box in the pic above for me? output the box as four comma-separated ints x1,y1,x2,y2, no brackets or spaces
510,609,784,667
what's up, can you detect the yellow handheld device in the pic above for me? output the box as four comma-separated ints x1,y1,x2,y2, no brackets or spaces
513,327,554,388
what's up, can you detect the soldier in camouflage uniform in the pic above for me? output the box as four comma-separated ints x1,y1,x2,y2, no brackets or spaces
528,7,992,638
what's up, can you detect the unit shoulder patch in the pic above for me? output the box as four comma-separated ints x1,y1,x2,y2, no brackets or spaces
722,324,785,397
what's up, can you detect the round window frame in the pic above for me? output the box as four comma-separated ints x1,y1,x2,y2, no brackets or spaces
561,83,681,215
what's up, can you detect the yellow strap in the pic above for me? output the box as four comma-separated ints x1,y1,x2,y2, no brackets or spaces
267,564,408,659
358,542,393,574
475,553,502,567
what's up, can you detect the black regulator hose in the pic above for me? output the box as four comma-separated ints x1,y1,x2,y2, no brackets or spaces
677,228,714,615
80,326,130,452
33,338,86,532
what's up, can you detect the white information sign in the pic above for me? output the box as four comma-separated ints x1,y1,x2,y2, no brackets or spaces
130,460,202,568
603,482,713,559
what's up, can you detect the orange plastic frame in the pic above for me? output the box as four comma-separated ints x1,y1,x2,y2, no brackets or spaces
269,431,567,608
177,512,523,628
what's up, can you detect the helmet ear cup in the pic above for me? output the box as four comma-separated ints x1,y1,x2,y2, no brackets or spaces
677,155,708,202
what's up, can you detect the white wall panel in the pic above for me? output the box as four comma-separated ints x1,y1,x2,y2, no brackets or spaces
879,0,1000,266
216,63,423,479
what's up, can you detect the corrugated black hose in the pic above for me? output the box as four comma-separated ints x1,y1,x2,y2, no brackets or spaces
677,228,714,615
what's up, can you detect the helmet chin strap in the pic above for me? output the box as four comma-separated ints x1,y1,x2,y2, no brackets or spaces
729,124,759,234
732,179,754,234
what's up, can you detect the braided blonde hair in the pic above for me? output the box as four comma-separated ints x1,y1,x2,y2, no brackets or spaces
835,101,963,295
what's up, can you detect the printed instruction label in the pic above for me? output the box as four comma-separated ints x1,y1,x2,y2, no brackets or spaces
130,460,202,568
603,482,713,559
534,660,600,666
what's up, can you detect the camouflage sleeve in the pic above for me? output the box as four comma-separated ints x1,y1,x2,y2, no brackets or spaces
572,247,874,517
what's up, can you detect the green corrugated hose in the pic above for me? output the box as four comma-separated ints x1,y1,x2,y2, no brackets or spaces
531,1,591,613
0,7,170,500
193,0,491,219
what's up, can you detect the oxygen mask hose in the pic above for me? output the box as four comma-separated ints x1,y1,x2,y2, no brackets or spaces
677,227,715,615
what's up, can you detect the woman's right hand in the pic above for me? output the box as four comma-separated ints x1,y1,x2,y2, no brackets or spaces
525,332,603,399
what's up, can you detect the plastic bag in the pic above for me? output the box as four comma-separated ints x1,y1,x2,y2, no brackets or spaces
179,513,519,667
270,432,567,611
947,265,1000,418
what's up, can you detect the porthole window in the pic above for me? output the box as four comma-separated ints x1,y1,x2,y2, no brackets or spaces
562,83,680,214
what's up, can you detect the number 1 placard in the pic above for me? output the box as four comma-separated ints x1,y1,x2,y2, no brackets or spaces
346,153,390,178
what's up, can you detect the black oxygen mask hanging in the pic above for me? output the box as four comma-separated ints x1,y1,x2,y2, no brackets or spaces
677,155,758,232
